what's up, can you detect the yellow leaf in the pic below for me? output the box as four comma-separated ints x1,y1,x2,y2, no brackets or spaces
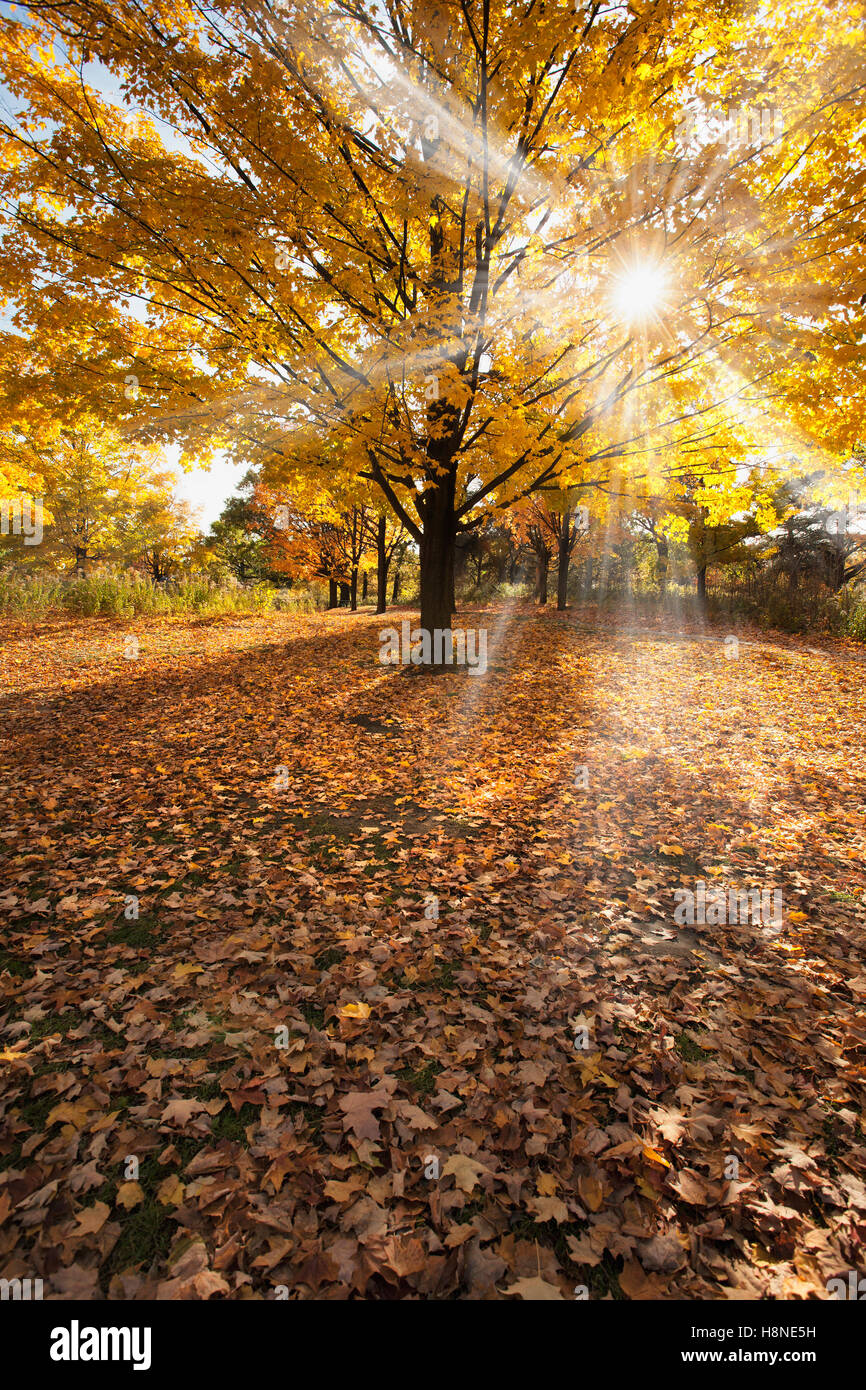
46,1098,99,1130
116,1181,144,1210
578,1175,604,1211
0,1048,31,1068
659,843,685,855
157,1174,185,1206
643,1144,671,1169
173,963,204,979
338,1002,371,1020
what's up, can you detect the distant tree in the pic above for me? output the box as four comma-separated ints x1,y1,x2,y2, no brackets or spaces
118,487,199,581
4,421,170,574
771,506,866,592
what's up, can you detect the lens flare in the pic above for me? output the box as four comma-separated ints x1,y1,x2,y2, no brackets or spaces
611,264,667,321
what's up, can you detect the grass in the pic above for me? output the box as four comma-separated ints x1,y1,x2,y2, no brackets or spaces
0,950,33,979
674,1031,711,1062
100,1200,175,1288
299,1002,326,1030
107,915,163,948
27,1010,82,1041
92,1139,211,1291
211,1102,259,1144
506,1212,627,1299
398,1060,443,1096
0,569,323,618
291,1102,325,1136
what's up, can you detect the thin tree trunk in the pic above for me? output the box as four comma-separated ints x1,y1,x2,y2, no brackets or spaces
376,517,388,614
556,529,570,610
350,568,358,611
361,570,368,602
657,538,669,601
536,552,549,605
328,578,338,609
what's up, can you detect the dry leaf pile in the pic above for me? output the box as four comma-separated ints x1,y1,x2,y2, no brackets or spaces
1,605,864,1300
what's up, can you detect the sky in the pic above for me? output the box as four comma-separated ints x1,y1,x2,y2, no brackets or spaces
168,450,248,529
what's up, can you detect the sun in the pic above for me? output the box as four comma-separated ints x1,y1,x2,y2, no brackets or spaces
611,263,668,321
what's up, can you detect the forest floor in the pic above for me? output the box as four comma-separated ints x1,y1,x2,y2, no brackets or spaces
1,601,865,1299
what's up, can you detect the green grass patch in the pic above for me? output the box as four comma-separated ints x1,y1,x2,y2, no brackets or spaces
299,1002,326,1030
107,915,162,948
398,1060,442,1096
28,1010,80,1041
211,1101,259,1144
0,950,33,979
674,1031,711,1062
100,1199,174,1288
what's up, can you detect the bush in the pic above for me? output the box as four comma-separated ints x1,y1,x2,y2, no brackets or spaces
713,577,866,641
271,586,326,613
0,569,283,617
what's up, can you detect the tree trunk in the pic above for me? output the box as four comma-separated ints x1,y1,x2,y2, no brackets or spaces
419,478,457,636
656,538,669,600
392,569,401,602
536,552,549,605
556,530,570,610
361,569,368,602
339,581,350,607
696,564,707,605
328,578,338,609
350,567,358,611
376,517,388,614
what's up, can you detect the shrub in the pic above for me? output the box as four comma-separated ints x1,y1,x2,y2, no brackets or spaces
0,569,282,617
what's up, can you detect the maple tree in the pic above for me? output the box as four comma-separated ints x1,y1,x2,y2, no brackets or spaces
515,490,594,608
1,421,187,574
0,0,862,641
117,484,199,582
256,481,363,604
